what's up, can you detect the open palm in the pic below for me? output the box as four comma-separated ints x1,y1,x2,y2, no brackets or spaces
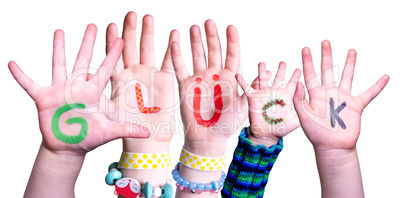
105,12,179,151
236,61,301,140
293,40,389,151
8,25,149,154
171,20,247,153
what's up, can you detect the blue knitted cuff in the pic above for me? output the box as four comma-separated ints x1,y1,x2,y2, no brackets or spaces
221,127,283,198
238,127,284,154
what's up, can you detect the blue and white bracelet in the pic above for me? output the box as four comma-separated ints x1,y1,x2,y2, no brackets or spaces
172,162,226,194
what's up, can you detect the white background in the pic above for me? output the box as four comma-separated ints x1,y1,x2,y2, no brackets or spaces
1,0,401,197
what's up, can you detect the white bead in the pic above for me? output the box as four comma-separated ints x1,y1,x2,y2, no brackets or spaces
153,187,162,197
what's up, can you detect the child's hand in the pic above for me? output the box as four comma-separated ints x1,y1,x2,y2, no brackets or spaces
293,40,389,152
8,24,149,155
171,20,246,156
293,40,389,198
236,62,301,146
105,12,178,152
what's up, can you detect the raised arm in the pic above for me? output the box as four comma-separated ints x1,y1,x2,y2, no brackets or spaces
170,20,247,198
221,61,301,197
104,11,178,198
9,25,149,198
293,40,389,198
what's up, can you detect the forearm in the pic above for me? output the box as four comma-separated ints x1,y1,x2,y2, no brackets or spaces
25,143,85,198
222,127,283,198
314,148,364,198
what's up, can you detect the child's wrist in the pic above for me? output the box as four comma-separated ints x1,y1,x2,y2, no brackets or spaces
24,143,86,197
41,142,86,164
117,148,172,187
314,147,358,167
313,147,363,197
247,134,280,148
183,139,227,157
114,139,172,189
119,140,171,186
39,143,86,180
123,138,170,153
247,126,281,147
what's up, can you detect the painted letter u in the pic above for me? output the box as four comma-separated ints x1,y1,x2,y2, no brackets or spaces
193,85,223,127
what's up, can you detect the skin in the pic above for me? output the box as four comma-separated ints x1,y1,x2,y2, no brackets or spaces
236,61,302,147
171,20,247,198
172,20,247,157
9,25,150,198
105,12,179,190
10,17,388,198
293,40,390,198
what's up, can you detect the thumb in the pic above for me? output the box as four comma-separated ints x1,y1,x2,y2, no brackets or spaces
104,121,150,143
293,82,305,105
86,73,94,81
293,82,312,120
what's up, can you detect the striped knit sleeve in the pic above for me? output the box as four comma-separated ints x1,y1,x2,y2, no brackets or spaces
221,127,283,198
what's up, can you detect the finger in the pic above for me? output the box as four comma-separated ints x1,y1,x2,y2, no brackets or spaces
339,49,357,93
8,61,42,100
104,121,150,143
286,68,302,93
91,38,124,91
224,25,240,72
235,73,252,95
51,29,67,85
106,23,119,54
266,71,273,83
358,74,390,108
171,41,189,84
161,29,180,72
106,23,124,74
250,76,259,90
258,62,268,89
250,70,272,90
139,14,155,66
86,73,94,81
122,11,139,67
302,47,320,91
190,25,207,73
273,61,287,87
321,40,335,86
293,82,314,121
205,20,222,69
71,24,97,81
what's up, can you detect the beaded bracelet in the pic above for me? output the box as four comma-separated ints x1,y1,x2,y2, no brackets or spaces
172,162,226,194
105,162,173,198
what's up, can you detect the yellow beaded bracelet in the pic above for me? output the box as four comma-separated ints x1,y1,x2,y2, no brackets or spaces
118,152,171,170
179,148,225,171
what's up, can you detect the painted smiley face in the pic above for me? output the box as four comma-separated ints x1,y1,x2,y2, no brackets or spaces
193,74,222,127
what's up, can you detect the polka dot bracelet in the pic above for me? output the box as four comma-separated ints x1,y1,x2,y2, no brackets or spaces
105,162,173,198
172,162,226,194
179,148,225,171
118,152,171,170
